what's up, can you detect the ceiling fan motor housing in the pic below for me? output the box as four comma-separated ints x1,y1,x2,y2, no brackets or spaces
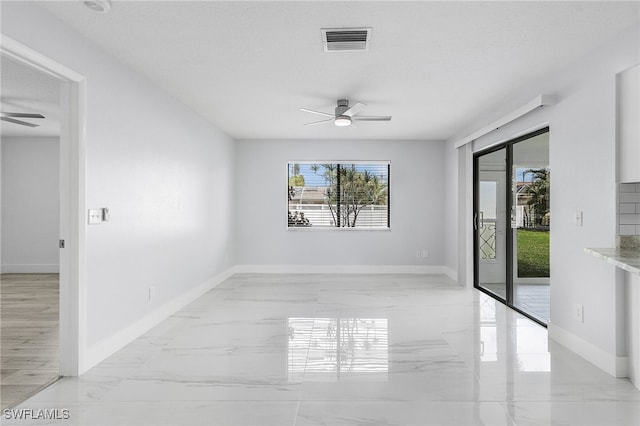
335,99,350,116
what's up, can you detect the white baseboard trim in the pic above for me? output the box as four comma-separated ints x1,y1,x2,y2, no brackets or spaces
548,322,628,378
235,264,450,275
442,266,459,282
1,264,60,273
85,266,236,372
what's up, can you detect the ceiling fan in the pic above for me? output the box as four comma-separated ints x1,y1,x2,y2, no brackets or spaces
1,112,45,128
300,99,391,127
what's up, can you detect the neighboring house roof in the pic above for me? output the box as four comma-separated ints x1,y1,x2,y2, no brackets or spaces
289,187,328,205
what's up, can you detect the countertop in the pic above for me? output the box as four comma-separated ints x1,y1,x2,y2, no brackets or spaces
585,247,640,276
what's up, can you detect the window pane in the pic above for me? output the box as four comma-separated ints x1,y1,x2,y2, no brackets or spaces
288,162,389,228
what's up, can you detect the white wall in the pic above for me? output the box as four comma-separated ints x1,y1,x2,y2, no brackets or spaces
1,137,59,273
2,2,236,368
235,139,446,273
445,23,640,376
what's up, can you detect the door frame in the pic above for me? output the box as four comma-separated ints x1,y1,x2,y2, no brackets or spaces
473,127,549,327
1,35,88,375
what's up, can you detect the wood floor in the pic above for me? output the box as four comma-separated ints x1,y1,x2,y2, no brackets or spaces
1,273,60,409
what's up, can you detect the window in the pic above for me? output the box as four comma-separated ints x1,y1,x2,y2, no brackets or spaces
287,162,390,229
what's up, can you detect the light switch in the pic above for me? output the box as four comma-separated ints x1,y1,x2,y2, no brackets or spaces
574,211,583,226
88,209,102,225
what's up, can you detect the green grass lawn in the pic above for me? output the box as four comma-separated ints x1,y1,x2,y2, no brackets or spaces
517,229,550,277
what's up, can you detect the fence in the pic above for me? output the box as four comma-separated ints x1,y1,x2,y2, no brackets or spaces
288,204,388,228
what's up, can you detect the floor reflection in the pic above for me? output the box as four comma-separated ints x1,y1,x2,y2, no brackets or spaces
478,294,550,372
288,318,388,382
480,293,498,362
516,319,550,372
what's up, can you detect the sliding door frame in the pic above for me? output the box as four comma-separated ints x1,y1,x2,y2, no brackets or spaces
473,127,549,327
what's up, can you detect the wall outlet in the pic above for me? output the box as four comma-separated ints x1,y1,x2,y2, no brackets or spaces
574,304,584,322
415,248,429,258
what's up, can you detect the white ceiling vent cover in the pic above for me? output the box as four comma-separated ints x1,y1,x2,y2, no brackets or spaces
321,28,371,52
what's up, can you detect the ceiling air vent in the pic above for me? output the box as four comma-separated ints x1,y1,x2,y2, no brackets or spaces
321,28,371,52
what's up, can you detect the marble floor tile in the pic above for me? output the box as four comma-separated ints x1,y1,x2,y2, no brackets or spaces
4,274,640,425
295,401,517,426
503,401,640,426
0,401,299,426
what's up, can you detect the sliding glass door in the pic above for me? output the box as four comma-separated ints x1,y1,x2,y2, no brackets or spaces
474,128,550,325
512,132,550,323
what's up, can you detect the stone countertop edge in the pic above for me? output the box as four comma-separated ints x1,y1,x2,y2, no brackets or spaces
585,247,640,276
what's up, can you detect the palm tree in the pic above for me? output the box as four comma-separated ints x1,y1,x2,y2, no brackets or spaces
524,168,550,226
288,163,304,187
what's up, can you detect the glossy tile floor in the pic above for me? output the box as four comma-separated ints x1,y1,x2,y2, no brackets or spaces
1,274,60,409
481,283,550,324
4,274,640,425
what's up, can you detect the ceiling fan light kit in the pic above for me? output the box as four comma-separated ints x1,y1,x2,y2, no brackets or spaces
334,116,351,127
300,99,391,128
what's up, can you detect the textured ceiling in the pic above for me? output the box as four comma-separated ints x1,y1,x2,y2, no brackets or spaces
11,1,640,140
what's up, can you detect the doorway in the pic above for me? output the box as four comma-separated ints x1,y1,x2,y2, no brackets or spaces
1,54,62,409
1,35,87,380
474,128,550,325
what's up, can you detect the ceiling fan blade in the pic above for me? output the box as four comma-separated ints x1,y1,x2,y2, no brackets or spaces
304,118,335,126
1,116,40,127
1,112,45,119
299,108,334,117
352,115,392,121
343,102,366,117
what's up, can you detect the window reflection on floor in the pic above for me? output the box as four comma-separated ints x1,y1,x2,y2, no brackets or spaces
288,318,388,382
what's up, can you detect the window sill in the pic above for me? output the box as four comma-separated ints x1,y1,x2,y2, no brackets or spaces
286,226,391,232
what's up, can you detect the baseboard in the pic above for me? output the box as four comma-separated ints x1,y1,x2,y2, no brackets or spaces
85,266,237,372
442,266,459,282
548,322,628,378
1,264,59,273
235,264,450,275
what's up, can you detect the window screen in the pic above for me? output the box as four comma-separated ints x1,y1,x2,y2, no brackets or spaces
287,162,390,228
